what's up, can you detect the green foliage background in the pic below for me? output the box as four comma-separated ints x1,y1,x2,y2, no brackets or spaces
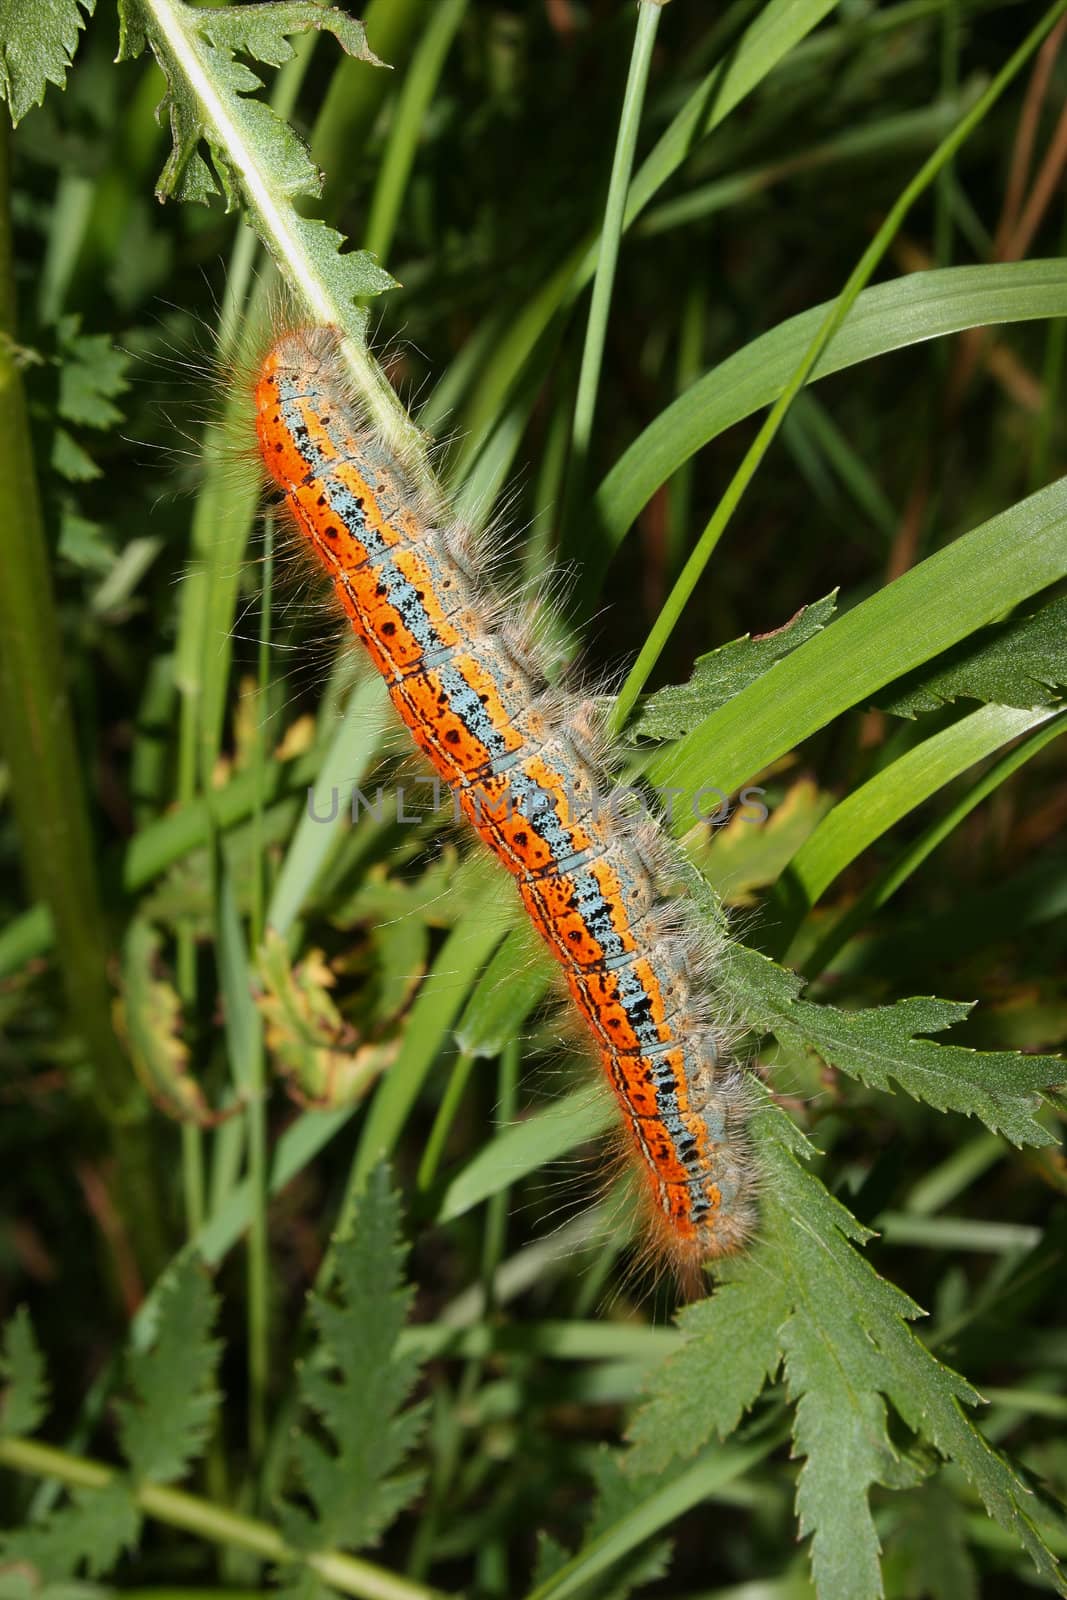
1,1,1066,1597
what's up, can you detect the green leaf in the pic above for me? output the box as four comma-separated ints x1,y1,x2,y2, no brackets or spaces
256,926,387,1107
633,594,837,740
55,318,129,429
117,0,394,328
454,915,552,1058
879,592,1067,717
280,1165,428,1558
0,1309,49,1438
595,262,1067,561
785,1304,923,1600
0,0,95,127
627,1100,1066,1600
50,427,100,483
719,926,1060,1148
115,1253,221,1483
626,1274,789,1473
0,1480,140,1582
778,705,1057,928
528,1440,777,1600
647,474,1067,815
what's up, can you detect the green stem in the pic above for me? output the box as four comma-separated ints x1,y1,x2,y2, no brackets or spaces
140,0,427,482
416,1051,476,1193
0,121,167,1281
566,0,663,511
481,1040,519,1316
180,1125,205,1237
610,0,1067,732
0,1437,451,1600
247,517,274,1467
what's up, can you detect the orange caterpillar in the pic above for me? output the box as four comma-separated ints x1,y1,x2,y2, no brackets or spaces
254,326,755,1277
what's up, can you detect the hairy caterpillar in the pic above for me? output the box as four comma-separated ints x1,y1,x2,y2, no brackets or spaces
253,325,755,1280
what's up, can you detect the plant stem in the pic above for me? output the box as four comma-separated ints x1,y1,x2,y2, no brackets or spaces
247,515,274,1466
0,121,167,1281
140,0,428,483
610,0,1067,731
0,1438,453,1600
565,0,663,524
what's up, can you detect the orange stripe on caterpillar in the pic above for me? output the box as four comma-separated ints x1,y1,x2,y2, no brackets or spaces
253,325,755,1281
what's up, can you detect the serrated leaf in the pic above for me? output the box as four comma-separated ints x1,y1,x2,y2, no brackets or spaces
197,4,382,71
272,1570,329,1600
626,1272,789,1473
56,320,129,430
627,1100,1066,1600
633,594,837,741
50,427,100,483
785,1308,923,1598
115,1253,221,1483
720,937,1062,1146
0,0,95,127
117,0,395,319
0,1308,49,1438
57,505,113,573
581,1450,674,1600
0,1481,139,1582
879,592,1067,717
280,1166,427,1559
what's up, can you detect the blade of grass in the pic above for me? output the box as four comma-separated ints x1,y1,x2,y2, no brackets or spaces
350,877,515,1191
0,743,329,980
522,1433,787,1600
801,708,1067,977
565,0,663,521
774,704,1058,948
265,675,390,939
593,260,1067,568
437,1086,613,1223
645,474,1067,819
610,0,1067,731
455,0,843,470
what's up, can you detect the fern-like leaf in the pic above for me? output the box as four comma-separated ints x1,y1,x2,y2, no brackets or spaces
0,1309,49,1438
279,1165,428,1567
720,935,1061,1145
633,593,837,740
115,1253,221,1483
0,0,95,127
0,1482,140,1583
116,0,394,333
627,1101,1066,1600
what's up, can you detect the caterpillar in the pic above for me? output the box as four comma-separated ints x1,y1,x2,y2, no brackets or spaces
253,325,755,1281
